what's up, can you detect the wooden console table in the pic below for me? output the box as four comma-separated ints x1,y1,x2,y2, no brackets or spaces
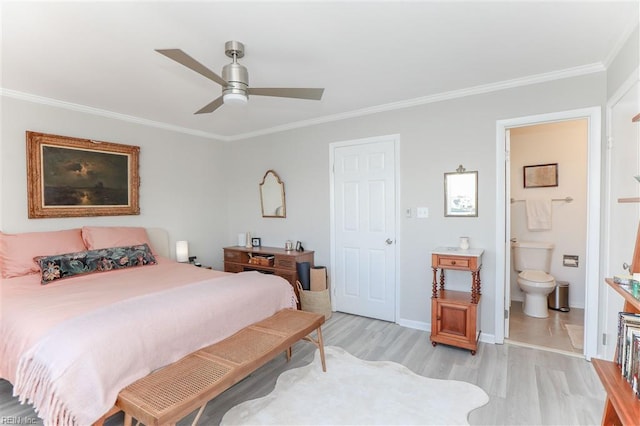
223,246,314,307
430,247,483,355
592,278,640,425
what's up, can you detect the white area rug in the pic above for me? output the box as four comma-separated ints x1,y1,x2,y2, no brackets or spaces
221,346,489,425
565,324,584,350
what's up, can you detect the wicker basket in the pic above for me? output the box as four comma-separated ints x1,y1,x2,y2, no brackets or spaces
296,281,332,320
248,255,274,266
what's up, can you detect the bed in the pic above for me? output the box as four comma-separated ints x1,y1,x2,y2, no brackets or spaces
0,226,296,426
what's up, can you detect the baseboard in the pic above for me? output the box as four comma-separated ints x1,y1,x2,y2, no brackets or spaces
397,318,429,331
397,318,496,344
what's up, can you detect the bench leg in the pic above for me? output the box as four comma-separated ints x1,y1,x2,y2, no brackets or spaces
93,406,120,426
286,346,292,362
191,402,208,426
124,413,132,426
303,327,327,372
316,326,326,372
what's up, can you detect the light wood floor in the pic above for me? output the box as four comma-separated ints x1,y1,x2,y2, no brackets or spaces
0,312,605,425
508,301,585,355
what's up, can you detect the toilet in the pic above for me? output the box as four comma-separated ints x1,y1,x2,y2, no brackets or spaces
512,241,556,318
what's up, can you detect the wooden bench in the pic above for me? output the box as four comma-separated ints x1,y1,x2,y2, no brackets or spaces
115,309,326,426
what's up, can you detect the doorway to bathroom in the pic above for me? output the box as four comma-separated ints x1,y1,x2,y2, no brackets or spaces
507,120,587,355
495,107,602,360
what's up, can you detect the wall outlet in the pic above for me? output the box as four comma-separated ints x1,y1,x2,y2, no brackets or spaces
417,207,429,218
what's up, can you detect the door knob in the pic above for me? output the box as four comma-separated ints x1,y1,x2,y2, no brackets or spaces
385,238,393,245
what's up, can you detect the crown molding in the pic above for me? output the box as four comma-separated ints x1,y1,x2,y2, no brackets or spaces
227,62,605,141
0,88,225,141
603,21,639,69
2,61,605,143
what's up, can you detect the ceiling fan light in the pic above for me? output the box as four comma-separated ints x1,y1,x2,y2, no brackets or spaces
223,92,248,106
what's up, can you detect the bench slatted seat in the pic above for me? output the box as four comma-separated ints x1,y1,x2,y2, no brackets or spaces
116,309,326,426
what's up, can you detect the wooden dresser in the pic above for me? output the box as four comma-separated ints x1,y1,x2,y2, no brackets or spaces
223,246,314,306
430,247,483,355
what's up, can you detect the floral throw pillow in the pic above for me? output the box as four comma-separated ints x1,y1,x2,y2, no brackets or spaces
35,243,157,285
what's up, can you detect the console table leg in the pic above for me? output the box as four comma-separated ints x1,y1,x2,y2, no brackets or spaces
432,267,438,298
439,269,445,291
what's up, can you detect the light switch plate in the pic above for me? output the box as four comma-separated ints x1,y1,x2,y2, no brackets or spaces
417,207,429,218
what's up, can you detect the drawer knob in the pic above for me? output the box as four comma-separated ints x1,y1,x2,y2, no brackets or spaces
451,260,456,265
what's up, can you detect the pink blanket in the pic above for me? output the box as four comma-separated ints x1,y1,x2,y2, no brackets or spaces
1,260,295,425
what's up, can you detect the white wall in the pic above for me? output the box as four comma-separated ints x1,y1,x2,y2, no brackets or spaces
509,120,588,308
0,73,613,340
224,73,606,337
607,26,639,100
0,96,229,268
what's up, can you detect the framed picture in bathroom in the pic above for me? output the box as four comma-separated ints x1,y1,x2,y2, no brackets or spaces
523,163,558,188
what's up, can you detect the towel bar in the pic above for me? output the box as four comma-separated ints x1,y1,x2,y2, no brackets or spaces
510,196,573,204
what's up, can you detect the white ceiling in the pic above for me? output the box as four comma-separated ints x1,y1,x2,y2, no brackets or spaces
1,1,638,140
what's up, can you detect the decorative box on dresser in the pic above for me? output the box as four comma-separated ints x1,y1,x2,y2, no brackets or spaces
430,247,484,355
223,246,314,308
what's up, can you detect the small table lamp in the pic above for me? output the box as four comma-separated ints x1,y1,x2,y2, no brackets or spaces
176,240,189,263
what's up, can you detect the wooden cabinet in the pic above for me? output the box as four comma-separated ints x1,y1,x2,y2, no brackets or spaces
430,247,483,355
592,278,640,425
223,246,314,308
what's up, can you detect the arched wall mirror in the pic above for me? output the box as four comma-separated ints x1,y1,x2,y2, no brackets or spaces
260,170,286,218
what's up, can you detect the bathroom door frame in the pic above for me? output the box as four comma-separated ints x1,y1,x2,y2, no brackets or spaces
495,106,601,360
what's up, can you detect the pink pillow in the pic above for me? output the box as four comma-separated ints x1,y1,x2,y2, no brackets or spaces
82,226,154,253
0,229,87,278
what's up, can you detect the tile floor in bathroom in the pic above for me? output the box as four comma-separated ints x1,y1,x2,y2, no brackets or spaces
507,300,585,355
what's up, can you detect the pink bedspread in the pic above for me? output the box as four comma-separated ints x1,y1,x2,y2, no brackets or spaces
0,258,296,425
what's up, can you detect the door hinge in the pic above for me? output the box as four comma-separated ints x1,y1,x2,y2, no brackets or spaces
602,333,607,346
504,309,509,319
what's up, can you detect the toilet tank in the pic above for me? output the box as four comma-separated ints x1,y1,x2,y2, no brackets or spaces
512,241,554,272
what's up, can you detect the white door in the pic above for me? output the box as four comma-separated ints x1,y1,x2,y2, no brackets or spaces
332,136,397,321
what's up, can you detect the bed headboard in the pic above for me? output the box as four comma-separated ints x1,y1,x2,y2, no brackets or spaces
146,228,170,258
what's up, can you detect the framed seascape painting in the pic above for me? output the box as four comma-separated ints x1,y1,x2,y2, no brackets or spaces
27,131,140,218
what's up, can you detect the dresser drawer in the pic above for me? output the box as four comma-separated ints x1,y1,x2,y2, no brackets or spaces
224,250,242,262
274,256,296,270
275,271,296,285
224,263,244,273
437,256,470,269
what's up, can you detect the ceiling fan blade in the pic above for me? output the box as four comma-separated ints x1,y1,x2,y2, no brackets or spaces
248,87,324,100
156,49,227,87
194,96,224,114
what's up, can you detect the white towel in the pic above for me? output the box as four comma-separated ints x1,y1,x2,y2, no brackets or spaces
525,198,552,230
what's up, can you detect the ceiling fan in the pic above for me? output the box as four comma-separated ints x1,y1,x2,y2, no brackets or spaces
156,40,324,114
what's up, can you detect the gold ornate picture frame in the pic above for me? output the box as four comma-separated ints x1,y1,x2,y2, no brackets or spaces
27,131,140,218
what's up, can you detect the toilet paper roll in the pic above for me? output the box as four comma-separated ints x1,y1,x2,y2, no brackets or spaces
310,266,327,291
237,233,246,246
